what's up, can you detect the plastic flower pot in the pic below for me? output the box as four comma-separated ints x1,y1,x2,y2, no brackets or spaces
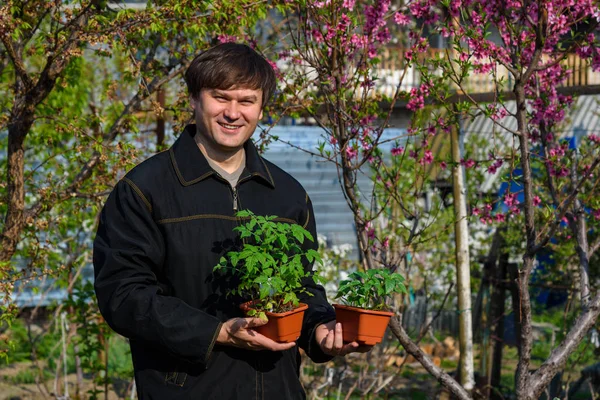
333,304,393,345
240,301,308,343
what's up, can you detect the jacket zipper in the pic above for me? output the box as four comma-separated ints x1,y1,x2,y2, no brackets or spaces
232,187,238,211
233,175,253,212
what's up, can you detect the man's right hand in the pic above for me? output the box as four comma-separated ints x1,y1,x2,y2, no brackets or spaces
216,317,296,351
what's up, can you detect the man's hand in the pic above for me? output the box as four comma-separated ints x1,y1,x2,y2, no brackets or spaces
216,317,296,351
315,320,373,356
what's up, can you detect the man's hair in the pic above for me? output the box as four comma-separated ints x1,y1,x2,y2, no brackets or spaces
185,43,276,108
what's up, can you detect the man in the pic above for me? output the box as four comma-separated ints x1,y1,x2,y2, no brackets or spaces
93,43,369,399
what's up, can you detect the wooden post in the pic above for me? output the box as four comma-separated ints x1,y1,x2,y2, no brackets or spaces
450,109,475,391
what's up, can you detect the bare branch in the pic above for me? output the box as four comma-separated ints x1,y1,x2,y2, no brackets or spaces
528,292,600,399
389,316,472,400
0,36,33,89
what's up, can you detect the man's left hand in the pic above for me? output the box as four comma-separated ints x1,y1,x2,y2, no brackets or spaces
315,320,373,357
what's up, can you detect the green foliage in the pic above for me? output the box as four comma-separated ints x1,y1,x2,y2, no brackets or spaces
335,269,407,311
64,279,114,397
3,319,53,363
214,210,322,318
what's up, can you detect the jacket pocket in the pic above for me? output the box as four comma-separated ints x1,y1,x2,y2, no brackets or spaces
165,371,187,387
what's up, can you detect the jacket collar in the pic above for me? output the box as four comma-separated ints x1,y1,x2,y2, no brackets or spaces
169,124,275,188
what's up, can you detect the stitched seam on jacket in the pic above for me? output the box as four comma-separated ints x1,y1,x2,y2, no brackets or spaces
204,321,223,366
157,214,298,225
259,157,275,187
169,148,213,186
123,178,152,213
303,207,310,229
158,214,238,224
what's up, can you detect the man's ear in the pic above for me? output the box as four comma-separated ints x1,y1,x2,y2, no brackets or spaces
259,110,263,120
190,96,197,110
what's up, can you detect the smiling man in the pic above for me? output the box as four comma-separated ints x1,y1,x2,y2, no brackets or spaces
93,43,369,399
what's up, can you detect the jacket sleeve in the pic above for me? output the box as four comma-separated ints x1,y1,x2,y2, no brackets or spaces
297,194,336,363
93,178,222,366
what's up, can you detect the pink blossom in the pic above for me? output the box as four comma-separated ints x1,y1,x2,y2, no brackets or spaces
407,87,425,111
533,196,541,206
266,60,281,78
337,14,351,31
461,158,476,168
495,213,506,222
394,12,410,26
367,45,378,59
487,159,503,174
391,147,405,156
376,27,391,44
420,150,433,165
311,29,324,43
472,207,480,216
342,0,355,10
594,209,600,220
312,0,331,8
440,161,447,170
217,34,237,43
346,146,358,160
504,193,519,207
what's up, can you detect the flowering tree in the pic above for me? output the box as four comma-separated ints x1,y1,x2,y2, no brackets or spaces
435,0,600,398
272,0,472,397
272,0,600,398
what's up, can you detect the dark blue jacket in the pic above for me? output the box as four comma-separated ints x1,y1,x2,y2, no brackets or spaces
93,125,335,399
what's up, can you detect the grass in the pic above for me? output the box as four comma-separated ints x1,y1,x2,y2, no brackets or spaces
2,365,54,385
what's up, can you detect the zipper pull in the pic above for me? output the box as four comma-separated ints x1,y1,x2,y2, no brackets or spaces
233,188,238,212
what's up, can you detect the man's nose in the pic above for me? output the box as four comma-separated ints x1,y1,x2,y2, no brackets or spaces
223,102,240,120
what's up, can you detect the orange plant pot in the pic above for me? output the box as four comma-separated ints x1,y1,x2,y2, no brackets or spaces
333,304,393,345
240,301,308,343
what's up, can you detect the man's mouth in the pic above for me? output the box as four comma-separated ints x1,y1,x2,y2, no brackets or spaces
218,122,242,130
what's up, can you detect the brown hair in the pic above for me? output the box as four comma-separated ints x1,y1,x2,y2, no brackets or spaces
184,43,276,108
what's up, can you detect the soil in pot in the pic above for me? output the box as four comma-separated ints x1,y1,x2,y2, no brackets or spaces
240,301,308,343
333,304,393,345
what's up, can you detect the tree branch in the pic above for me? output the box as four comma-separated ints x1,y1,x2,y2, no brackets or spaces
527,292,600,399
389,316,472,400
0,35,33,90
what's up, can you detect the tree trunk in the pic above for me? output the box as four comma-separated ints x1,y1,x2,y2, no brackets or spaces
1,121,29,262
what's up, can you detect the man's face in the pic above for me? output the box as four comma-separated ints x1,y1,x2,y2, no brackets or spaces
191,87,264,154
